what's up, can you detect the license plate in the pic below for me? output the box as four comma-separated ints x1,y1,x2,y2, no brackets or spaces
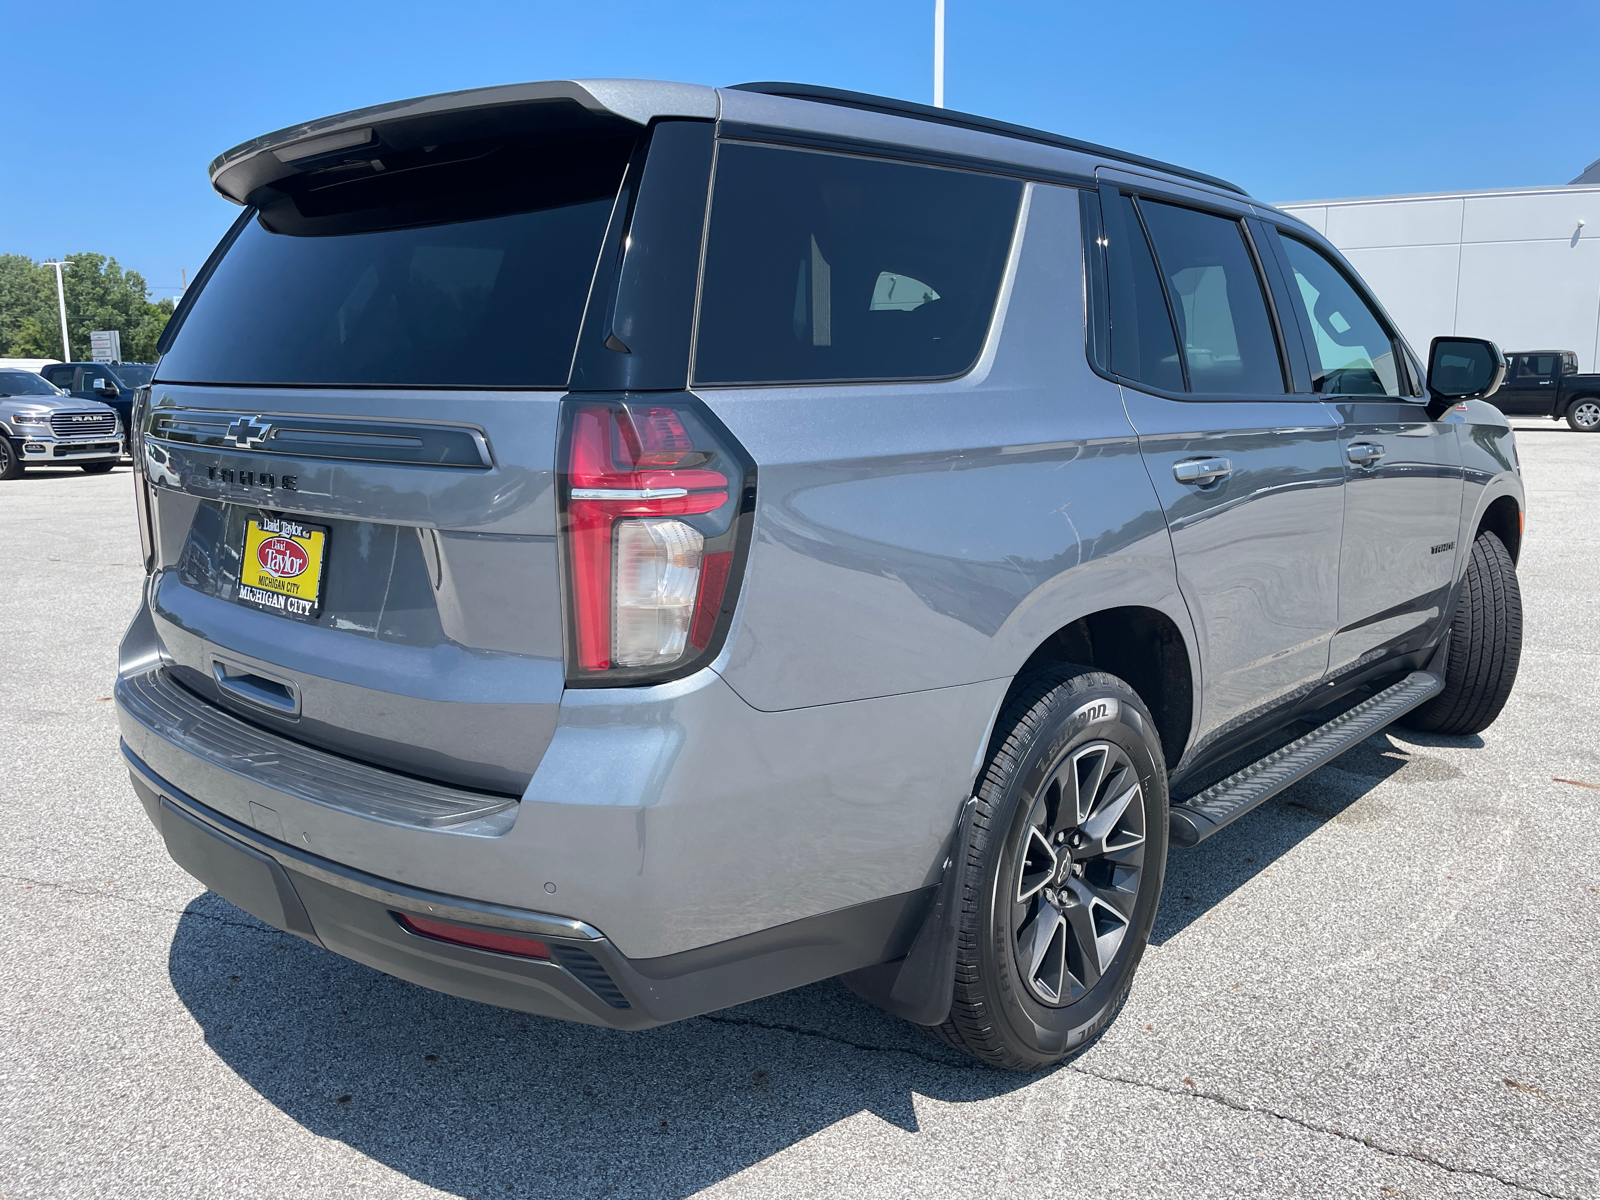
237,515,328,621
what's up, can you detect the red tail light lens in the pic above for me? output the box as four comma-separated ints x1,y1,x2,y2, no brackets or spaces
559,398,753,683
395,913,552,960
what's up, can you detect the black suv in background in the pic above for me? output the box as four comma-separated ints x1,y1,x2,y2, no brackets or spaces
1493,351,1600,430
40,362,153,437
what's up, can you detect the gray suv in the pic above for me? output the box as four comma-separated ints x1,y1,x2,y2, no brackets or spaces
116,80,1524,1070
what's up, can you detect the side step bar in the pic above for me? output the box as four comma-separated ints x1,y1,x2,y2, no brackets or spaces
1169,670,1444,848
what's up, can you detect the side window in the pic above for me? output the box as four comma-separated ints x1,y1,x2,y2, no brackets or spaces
41,366,71,388
1136,199,1286,395
1103,193,1183,391
1275,233,1404,397
693,144,1023,385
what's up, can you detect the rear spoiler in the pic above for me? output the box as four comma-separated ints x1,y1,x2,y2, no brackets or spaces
207,79,716,206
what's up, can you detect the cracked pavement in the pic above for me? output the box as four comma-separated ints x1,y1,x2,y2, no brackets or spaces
2,418,1598,1199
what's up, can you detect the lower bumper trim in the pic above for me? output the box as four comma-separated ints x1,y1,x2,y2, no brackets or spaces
127,746,934,1030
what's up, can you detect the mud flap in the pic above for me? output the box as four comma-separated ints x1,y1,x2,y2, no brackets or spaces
842,796,977,1027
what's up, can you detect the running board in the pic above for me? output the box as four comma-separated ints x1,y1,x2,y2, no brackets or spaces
1169,670,1443,848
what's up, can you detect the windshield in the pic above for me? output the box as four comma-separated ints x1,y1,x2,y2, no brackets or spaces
0,370,63,397
158,131,635,389
109,365,155,387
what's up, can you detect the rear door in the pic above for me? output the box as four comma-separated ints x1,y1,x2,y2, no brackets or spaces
1264,228,1464,675
1099,183,1346,755
141,112,693,795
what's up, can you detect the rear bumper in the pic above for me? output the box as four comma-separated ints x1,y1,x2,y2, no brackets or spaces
126,745,932,1029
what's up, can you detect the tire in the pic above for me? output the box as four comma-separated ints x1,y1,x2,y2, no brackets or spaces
1400,530,1522,735
0,439,22,481
1565,398,1600,432
80,461,115,475
927,666,1168,1071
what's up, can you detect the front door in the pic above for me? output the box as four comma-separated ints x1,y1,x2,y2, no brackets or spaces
1100,187,1346,753
1494,354,1558,415
1268,230,1464,674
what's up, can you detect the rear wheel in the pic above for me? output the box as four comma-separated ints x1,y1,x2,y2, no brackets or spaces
928,666,1168,1071
1566,399,1600,432
80,461,115,475
0,439,22,480
1401,530,1522,735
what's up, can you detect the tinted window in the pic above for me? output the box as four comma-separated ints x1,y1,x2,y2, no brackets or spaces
1512,354,1556,380
109,364,154,387
694,144,1022,385
40,366,72,388
0,370,61,396
158,139,632,388
1276,234,1402,396
1137,200,1284,395
1104,193,1183,391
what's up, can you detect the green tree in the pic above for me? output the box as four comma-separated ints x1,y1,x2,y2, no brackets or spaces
0,251,172,361
0,255,55,355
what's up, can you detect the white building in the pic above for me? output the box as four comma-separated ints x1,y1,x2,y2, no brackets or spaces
1279,181,1600,371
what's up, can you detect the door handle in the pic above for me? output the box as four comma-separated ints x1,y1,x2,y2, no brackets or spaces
1172,457,1233,486
1345,442,1385,466
212,658,300,716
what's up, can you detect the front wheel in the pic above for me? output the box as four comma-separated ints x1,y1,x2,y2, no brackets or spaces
80,461,116,475
1401,530,1522,735
928,666,1168,1071
1566,399,1600,432
0,439,23,480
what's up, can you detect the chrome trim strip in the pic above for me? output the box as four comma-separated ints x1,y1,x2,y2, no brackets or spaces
568,487,690,500
147,408,493,468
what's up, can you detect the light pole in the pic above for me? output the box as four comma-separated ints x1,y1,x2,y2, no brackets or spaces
933,0,945,107
41,261,71,361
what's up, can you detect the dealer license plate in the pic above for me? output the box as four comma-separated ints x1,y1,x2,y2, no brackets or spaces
236,515,328,622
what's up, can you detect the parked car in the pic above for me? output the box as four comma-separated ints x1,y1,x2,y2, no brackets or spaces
0,368,122,477
1491,350,1600,430
39,362,153,440
115,80,1524,1071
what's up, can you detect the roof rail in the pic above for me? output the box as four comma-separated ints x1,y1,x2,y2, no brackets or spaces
728,82,1249,198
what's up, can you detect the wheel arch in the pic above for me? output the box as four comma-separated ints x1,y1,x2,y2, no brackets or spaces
1476,493,1523,564
1002,606,1195,772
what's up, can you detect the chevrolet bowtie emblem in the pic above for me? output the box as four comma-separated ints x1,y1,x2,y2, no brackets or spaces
223,416,273,449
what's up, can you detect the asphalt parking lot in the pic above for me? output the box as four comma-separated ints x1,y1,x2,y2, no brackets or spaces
2,418,1597,1200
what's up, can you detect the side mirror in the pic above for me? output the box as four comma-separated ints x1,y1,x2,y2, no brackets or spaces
1427,337,1505,403
94,379,117,397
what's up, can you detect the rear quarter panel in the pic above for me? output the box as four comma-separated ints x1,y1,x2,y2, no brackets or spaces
699,182,1192,714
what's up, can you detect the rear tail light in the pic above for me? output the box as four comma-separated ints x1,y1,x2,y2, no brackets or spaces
558,397,753,684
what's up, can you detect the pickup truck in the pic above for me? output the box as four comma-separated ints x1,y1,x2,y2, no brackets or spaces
1493,350,1600,430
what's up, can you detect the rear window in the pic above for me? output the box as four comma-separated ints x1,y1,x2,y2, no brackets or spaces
693,144,1022,386
157,136,633,389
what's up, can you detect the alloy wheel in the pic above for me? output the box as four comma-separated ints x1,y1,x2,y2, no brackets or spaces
1572,401,1600,430
1010,740,1145,1006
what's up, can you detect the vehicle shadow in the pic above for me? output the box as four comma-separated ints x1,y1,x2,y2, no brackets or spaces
10,465,130,480
167,726,1485,1197
168,900,1032,1200
1153,727,1482,945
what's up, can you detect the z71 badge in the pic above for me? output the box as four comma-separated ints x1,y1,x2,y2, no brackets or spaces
237,515,328,621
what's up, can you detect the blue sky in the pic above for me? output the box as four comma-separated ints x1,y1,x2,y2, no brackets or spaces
5,0,1596,302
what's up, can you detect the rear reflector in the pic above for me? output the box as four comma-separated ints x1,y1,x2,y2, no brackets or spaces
395,913,552,960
